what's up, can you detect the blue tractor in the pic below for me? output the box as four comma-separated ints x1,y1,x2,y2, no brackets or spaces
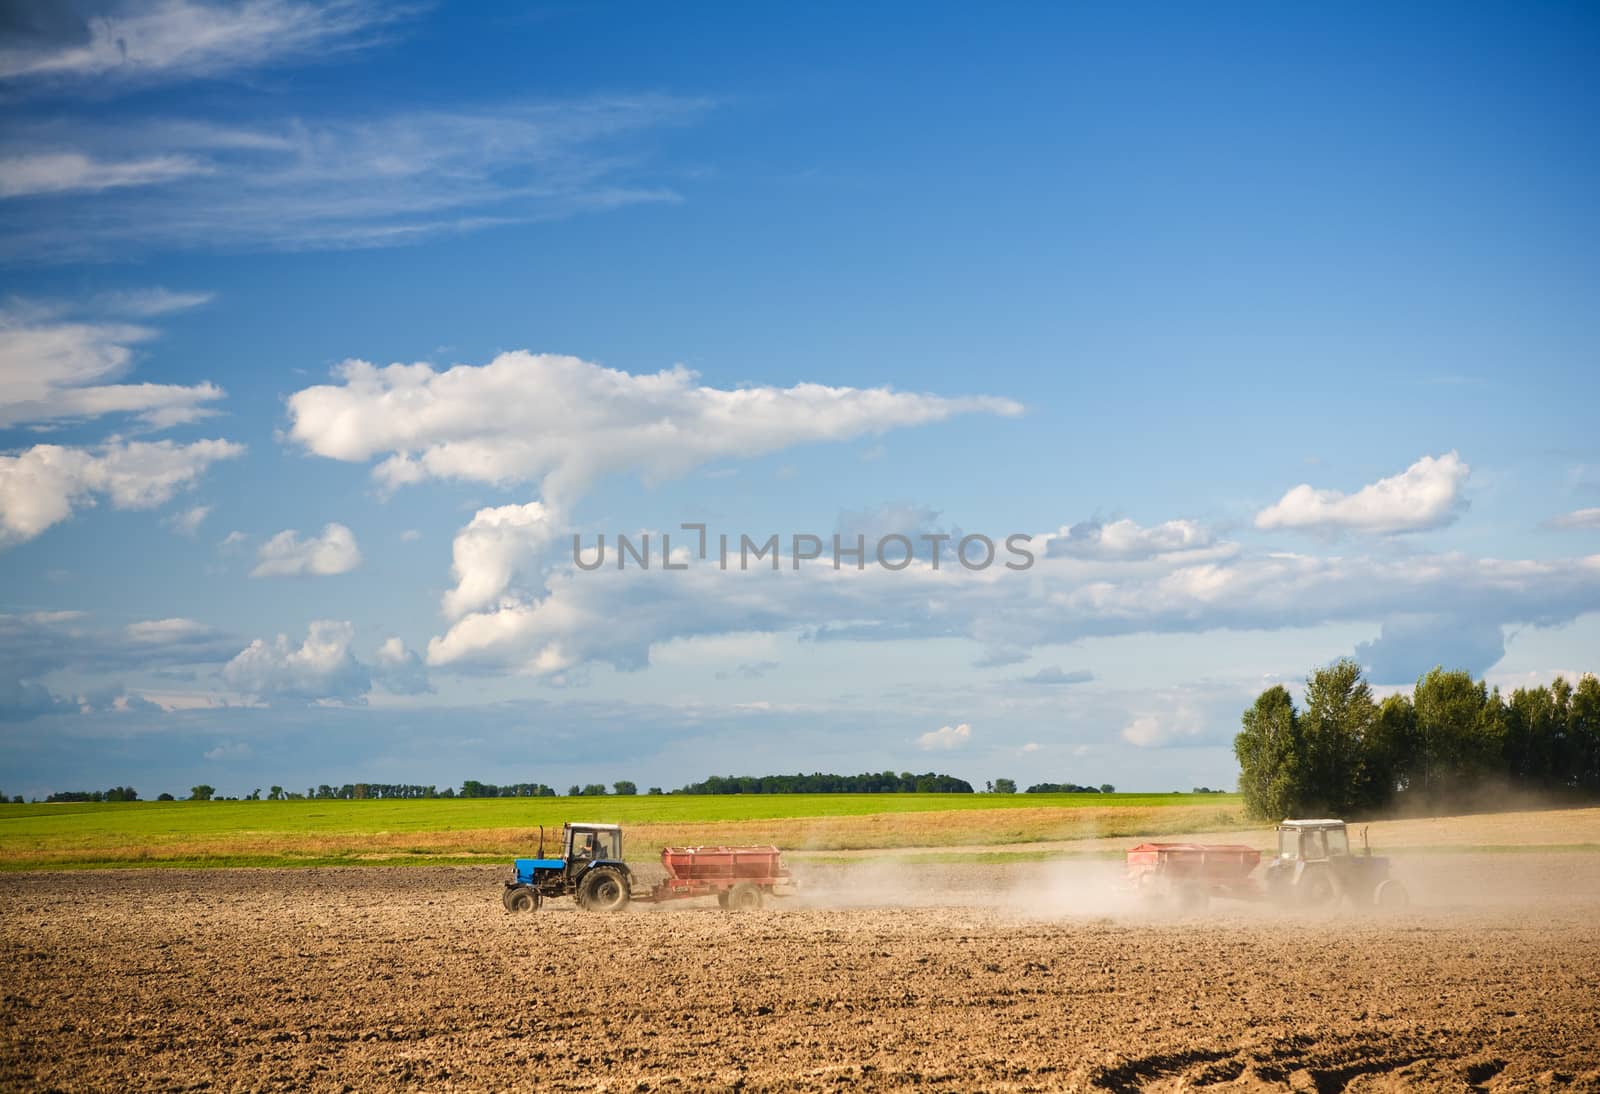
502,822,632,913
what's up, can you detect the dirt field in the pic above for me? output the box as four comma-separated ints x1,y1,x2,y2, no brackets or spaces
4,850,1600,1092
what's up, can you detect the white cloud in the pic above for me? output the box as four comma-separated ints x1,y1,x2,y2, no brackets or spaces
917,722,972,751
289,353,1021,503
203,741,252,761
164,504,210,536
0,303,224,429
251,523,361,578
1020,742,1040,753
0,0,402,84
0,438,244,546
1255,452,1470,535
0,97,709,257
399,528,421,542
1018,666,1094,686
372,636,431,695
1120,703,1206,748
0,152,208,197
222,619,370,702
95,288,214,317
422,526,1600,682
1550,508,1600,530
441,502,556,618
1045,518,1214,559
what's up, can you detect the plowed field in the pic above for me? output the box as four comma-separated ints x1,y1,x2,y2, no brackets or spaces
4,852,1599,1091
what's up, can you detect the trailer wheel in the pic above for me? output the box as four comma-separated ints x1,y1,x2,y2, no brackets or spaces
579,867,630,913
716,891,729,910
1374,879,1409,910
506,886,539,913
727,882,763,912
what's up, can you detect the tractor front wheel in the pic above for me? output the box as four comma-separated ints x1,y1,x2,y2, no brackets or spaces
579,868,630,913
727,882,763,912
506,886,539,913
1374,879,1409,910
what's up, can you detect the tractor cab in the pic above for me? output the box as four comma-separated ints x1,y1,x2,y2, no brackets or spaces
1264,818,1407,908
563,823,622,873
1275,819,1352,863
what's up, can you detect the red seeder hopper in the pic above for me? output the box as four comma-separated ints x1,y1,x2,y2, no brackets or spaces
638,845,796,911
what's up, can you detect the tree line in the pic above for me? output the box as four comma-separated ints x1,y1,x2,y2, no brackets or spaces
673,771,975,794
1235,661,1600,820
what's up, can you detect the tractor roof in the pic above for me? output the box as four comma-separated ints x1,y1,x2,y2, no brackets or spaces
566,822,622,831
1279,819,1345,828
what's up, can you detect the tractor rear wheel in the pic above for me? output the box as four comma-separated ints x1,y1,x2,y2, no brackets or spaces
506,886,539,913
1300,869,1335,907
727,882,763,912
579,867,630,913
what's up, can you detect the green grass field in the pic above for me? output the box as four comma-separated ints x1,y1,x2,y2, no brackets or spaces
0,792,1243,870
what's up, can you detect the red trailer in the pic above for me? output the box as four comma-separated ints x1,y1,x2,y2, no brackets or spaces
635,845,796,911
1125,841,1262,909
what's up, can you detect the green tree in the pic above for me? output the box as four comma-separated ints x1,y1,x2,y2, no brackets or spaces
189,785,215,801
613,781,638,796
1099,783,1115,794
1413,667,1496,798
1361,693,1418,810
1299,659,1376,816
992,778,1017,794
1235,684,1301,819
581,783,608,797
268,786,284,800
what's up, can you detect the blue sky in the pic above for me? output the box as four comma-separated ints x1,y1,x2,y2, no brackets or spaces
1,2,1596,799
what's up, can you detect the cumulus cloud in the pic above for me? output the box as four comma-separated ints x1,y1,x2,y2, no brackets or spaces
0,612,237,720
1018,666,1094,686
1549,508,1600,531
441,502,556,618
1255,452,1470,535
424,527,1600,682
287,353,1022,503
251,523,362,578
372,636,431,695
0,301,224,429
1045,518,1214,559
0,0,403,84
222,619,370,702
917,722,972,751
0,438,244,546
1120,704,1207,748
1354,616,1508,684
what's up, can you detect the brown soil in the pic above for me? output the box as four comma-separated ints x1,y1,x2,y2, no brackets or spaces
3,853,1599,1091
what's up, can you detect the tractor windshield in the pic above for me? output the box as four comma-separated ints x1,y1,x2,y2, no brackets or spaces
1325,827,1349,856
572,830,619,860
1278,829,1299,859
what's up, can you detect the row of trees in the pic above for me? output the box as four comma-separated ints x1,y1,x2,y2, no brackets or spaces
1236,662,1600,819
1024,782,1115,794
674,771,975,794
43,787,141,802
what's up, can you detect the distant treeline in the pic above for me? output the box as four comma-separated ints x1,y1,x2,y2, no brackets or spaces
1236,661,1600,820
674,772,975,794
1025,782,1114,794
42,787,140,802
